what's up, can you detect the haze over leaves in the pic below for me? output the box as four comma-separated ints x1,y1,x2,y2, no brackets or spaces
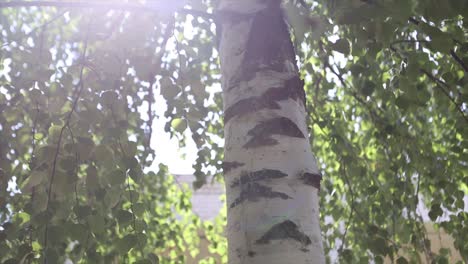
0,0,467,263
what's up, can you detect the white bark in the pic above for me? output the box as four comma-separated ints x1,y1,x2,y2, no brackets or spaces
219,0,325,263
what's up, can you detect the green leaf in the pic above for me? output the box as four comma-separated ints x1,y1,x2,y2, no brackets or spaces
331,39,350,55
86,165,99,193
429,203,443,221
93,145,114,166
395,96,411,110
104,187,121,208
36,145,56,165
122,156,139,169
21,171,47,193
74,205,92,218
361,80,375,96
160,77,180,100
133,202,146,217
171,118,187,133
77,136,95,160
136,233,147,248
147,254,160,264
106,169,126,186
68,223,88,243
87,214,105,234
129,167,143,183
135,260,152,264
396,257,409,264
28,89,46,105
101,90,119,106
116,234,138,253
116,210,133,226
48,125,63,142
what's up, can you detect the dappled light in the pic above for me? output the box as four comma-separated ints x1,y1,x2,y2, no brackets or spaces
0,0,467,263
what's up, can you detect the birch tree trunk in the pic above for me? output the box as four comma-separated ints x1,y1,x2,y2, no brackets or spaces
218,0,325,263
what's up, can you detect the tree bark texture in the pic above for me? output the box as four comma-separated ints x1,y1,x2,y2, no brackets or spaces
218,0,325,263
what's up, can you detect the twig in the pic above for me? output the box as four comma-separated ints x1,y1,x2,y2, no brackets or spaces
421,69,468,124
171,23,190,137
386,39,468,124
408,17,420,25
2,10,67,48
337,160,355,254
66,124,80,205
172,175,202,219
146,20,175,148
27,104,40,261
389,39,429,51
450,49,468,73
43,18,91,264
126,173,137,232
0,1,215,20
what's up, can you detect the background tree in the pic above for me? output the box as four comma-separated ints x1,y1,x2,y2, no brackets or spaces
0,0,467,264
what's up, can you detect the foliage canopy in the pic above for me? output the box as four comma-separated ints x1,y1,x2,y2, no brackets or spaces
0,0,467,263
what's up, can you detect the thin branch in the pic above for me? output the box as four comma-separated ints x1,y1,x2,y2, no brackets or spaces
389,39,429,51
386,41,468,125
338,160,355,254
126,173,137,232
389,38,468,74
450,49,468,73
2,10,67,48
408,17,420,25
421,69,468,124
172,175,203,219
171,22,190,138
66,124,80,205
0,1,215,20
146,20,175,148
43,18,91,264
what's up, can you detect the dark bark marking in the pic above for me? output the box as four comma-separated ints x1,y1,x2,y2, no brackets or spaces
301,172,322,190
224,96,281,124
247,251,257,257
222,161,245,174
285,76,306,106
255,220,311,246
224,76,305,124
229,183,291,208
244,117,305,149
228,1,297,88
230,169,287,188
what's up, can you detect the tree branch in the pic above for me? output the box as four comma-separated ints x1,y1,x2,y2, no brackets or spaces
450,49,468,73
421,69,468,124
43,17,91,264
146,20,175,149
0,1,215,20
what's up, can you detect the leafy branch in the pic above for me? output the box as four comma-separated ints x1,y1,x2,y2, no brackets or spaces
387,37,468,124
1,10,67,48
421,69,468,124
146,20,176,148
0,1,215,20
449,49,468,73
42,19,91,264
408,17,468,73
